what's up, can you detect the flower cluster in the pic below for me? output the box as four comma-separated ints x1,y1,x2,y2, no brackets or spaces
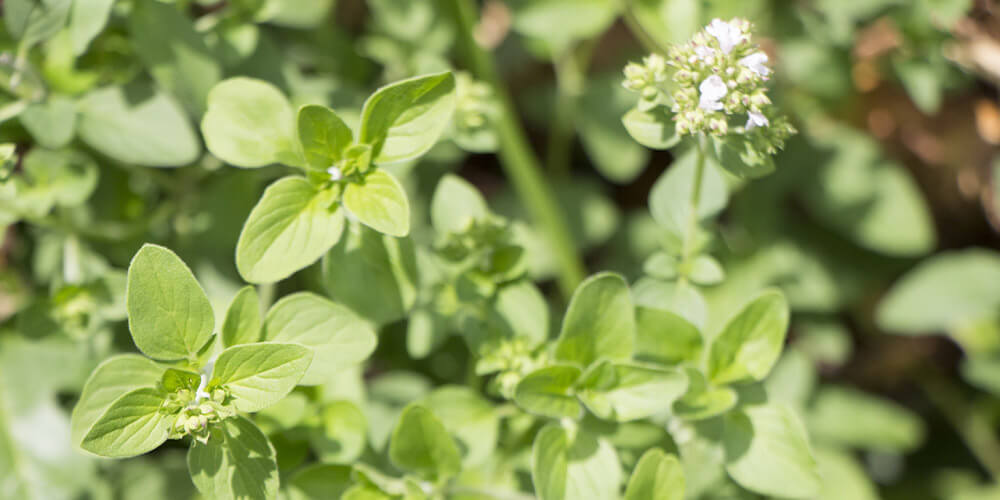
623,18,795,154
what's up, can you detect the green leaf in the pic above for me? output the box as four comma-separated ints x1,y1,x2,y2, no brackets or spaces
287,464,353,500
81,387,172,458
707,290,789,385
4,0,71,47
262,292,377,385
211,342,313,412
68,0,114,54
322,224,419,326
126,244,215,361
202,77,300,168
689,255,724,286
20,96,77,149
577,361,688,421
802,128,935,257
359,72,457,164
514,365,583,419
78,85,201,167
623,449,684,500
895,59,942,114
673,368,738,421
421,386,499,467
814,447,880,500
221,286,262,347
509,0,618,52
343,169,411,237
578,77,650,183
161,368,200,392
724,403,821,498
388,404,462,480
70,354,164,449
531,425,622,500
622,106,680,150
634,306,702,366
188,416,278,500
298,104,354,169
877,249,1000,334
554,273,635,367
255,0,337,28
808,386,925,452
532,425,569,500
311,401,367,463
129,1,221,117
649,149,728,242
430,174,489,234
711,135,776,179
236,176,344,283
630,0,701,48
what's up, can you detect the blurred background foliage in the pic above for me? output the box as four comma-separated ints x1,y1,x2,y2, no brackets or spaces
2,0,1000,499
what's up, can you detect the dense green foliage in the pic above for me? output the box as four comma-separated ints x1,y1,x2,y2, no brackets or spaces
1,0,997,499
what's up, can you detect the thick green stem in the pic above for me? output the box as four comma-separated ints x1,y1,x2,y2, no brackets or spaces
546,41,594,176
677,137,708,286
446,0,586,297
921,369,1000,481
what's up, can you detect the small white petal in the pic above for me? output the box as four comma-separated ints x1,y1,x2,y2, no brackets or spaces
699,75,727,111
694,46,715,61
327,166,342,181
705,18,742,54
739,52,771,77
746,111,769,130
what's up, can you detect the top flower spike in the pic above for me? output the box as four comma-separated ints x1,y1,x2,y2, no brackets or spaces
622,18,795,161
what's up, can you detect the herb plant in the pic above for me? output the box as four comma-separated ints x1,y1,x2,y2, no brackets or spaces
3,1,998,500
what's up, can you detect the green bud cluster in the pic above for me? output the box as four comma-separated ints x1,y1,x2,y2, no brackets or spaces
622,54,669,111
454,72,497,134
477,338,550,399
162,386,235,443
436,215,524,283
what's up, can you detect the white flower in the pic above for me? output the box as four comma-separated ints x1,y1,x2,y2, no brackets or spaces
705,19,742,54
746,111,769,130
739,52,771,77
694,45,715,62
698,75,727,111
195,360,214,403
327,166,342,181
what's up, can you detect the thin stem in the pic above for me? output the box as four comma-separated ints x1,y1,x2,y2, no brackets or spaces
620,0,669,55
920,369,1000,481
446,0,586,297
546,40,595,176
677,136,708,286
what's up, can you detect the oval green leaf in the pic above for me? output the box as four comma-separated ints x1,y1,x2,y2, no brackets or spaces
343,169,410,237
202,77,300,168
126,244,215,361
211,342,313,412
262,292,377,385
236,176,345,284
359,72,457,164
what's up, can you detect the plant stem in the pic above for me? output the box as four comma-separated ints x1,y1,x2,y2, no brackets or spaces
446,0,586,297
620,0,669,55
546,41,594,176
677,136,708,286
921,369,1000,481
